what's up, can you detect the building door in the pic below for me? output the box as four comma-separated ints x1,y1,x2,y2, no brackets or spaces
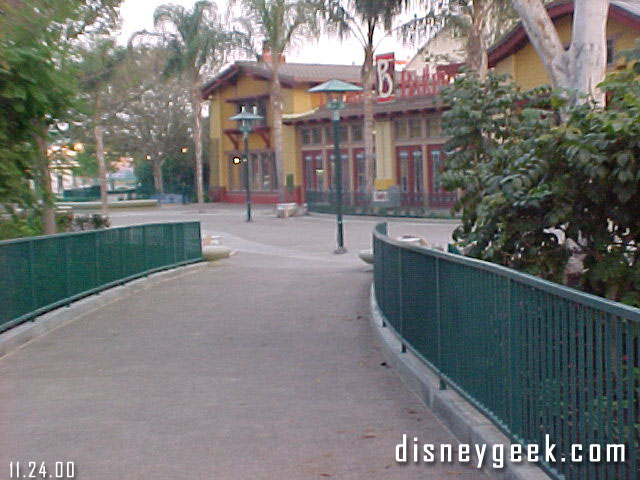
303,150,324,203
427,144,456,207
353,148,366,205
396,146,424,206
328,150,350,192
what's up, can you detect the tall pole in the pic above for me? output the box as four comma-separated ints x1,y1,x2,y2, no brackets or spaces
243,128,252,222
332,107,345,253
308,80,362,254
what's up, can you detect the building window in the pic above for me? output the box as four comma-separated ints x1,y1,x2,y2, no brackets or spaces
399,150,409,192
253,151,277,191
395,119,408,139
351,123,363,142
413,149,423,192
409,118,422,138
329,152,350,191
355,151,365,192
304,153,313,189
228,154,243,191
230,151,277,192
426,117,441,137
325,125,348,143
311,126,322,144
431,149,442,191
237,100,267,127
301,128,311,145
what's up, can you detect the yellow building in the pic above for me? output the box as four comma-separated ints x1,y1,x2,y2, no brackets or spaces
489,0,640,89
201,61,360,204
201,1,639,209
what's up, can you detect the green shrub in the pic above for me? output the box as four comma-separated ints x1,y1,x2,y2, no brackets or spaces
440,54,640,304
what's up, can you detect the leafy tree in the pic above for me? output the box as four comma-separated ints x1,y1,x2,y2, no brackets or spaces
108,46,195,194
77,37,130,216
0,0,121,235
232,0,325,201
140,1,231,212
441,52,640,304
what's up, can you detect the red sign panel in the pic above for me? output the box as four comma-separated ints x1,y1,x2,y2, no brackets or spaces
376,52,395,103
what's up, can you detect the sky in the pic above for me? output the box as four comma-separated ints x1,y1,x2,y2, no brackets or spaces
118,0,420,67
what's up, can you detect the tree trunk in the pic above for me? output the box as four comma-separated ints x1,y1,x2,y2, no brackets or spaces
510,0,608,103
191,85,205,213
467,0,489,79
270,54,286,202
570,0,608,105
362,39,375,205
151,158,164,194
33,125,55,235
94,124,108,218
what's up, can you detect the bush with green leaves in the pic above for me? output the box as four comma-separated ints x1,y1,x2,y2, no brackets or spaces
441,44,640,305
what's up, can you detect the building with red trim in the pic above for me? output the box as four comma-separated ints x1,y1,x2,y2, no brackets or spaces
201,1,639,210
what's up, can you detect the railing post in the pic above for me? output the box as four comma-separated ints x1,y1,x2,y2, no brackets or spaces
172,223,177,263
94,231,100,288
196,222,202,259
142,225,148,272
120,228,126,280
28,240,36,312
436,257,446,390
507,278,515,431
398,247,406,353
183,224,188,261
379,225,386,327
63,236,70,301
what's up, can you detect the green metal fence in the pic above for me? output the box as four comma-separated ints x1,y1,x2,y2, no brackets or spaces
0,222,202,333
373,223,639,480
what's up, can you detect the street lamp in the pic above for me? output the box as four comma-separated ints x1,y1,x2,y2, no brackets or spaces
229,106,263,222
308,79,362,254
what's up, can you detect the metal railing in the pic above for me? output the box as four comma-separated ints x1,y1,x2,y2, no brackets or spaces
399,191,457,208
373,223,639,480
305,190,368,207
0,222,202,333
305,190,457,210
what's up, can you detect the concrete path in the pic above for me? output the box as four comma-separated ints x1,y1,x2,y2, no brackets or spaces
0,206,485,479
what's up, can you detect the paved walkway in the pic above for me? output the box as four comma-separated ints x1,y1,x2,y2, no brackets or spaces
0,206,484,479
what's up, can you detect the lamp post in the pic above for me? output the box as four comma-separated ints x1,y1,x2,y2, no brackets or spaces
229,106,263,222
309,79,362,254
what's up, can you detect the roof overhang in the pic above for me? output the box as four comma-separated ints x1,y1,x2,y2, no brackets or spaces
201,64,241,99
283,97,447,125
488,0,640,67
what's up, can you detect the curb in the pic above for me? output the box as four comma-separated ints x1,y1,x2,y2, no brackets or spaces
369,286,551,480
308,211,460,224
0,262,207,359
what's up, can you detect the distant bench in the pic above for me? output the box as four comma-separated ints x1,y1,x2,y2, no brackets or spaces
276,203,300,218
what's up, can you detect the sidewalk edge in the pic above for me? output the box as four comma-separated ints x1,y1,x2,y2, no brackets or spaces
369,285,551,480
0,262,207,359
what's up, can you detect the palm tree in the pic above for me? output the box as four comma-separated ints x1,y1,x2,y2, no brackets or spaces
326,0,403,202
232,0,324,201
401,0,515,80
152,1,230,212
78,38,129,217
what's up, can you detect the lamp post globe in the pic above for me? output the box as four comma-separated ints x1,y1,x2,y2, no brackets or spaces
229,106,263,222
308,79,363,254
